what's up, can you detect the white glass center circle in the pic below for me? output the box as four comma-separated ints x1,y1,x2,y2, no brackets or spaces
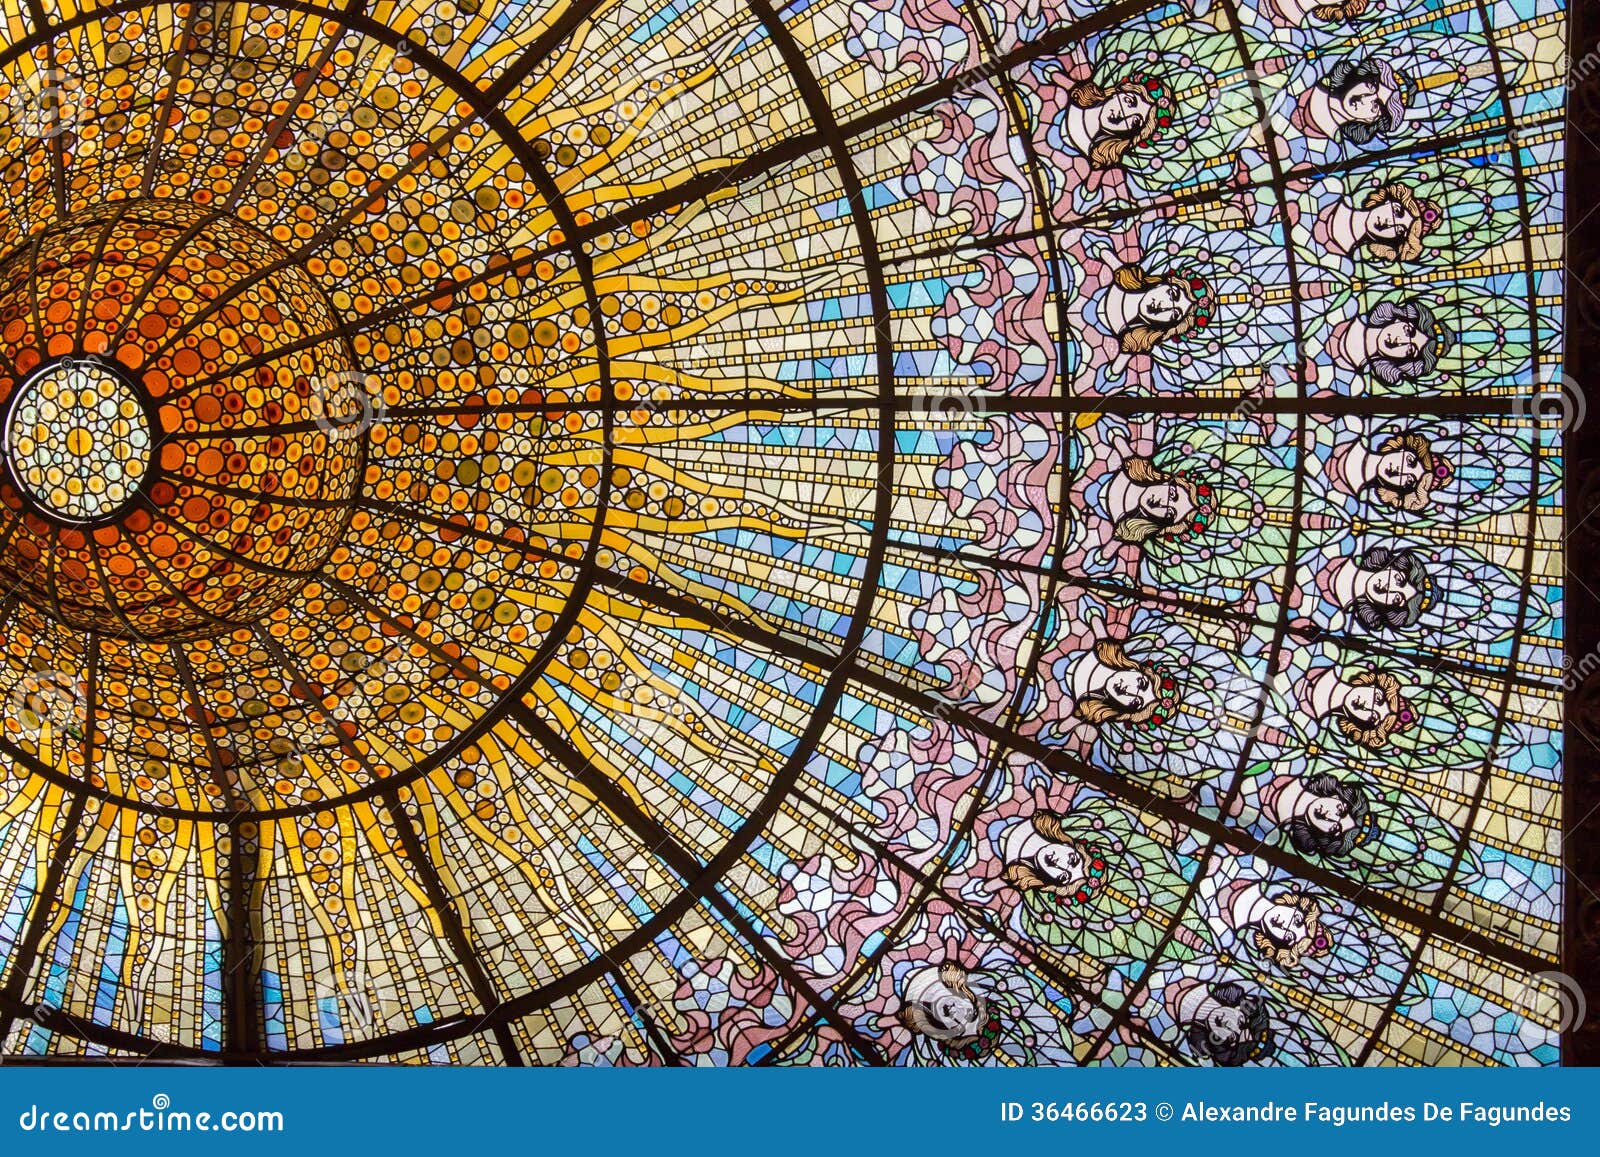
5,360,153,521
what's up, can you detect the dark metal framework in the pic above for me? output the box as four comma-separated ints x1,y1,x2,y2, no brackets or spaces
0,0,1571,1063
1563,0,1598,1071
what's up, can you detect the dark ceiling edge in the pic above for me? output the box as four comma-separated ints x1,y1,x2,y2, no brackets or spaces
1564,0,1600,1069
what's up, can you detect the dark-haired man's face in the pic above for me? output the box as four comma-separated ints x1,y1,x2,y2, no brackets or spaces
1203,1005,1248,1047
1375,319,1426,360
1306,793,1356,835
1338,80,1392,124
1366,566,1419,609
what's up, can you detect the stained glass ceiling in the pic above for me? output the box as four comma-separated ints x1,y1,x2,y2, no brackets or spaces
0,0,1567,1064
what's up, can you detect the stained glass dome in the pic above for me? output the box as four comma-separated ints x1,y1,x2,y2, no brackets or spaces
0,0,1567,1065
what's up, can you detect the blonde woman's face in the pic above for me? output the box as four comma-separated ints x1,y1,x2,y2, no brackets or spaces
1137,480,1194,525
1103,89,1153,135
1138,283,1188,326
1376,447,1424,490
1262,902,1308,945
1105,669,1154,712
1033,841,1087,885
1367,199,1415,240
1342,683,1388,727
923,985,982,1037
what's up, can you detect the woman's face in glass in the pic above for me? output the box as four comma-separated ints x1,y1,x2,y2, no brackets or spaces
1033,841,1087,885
1375,319,1427,361
1102,89,1153,136
1262,902,1308,945
1376,448,1424,490
1138,283,1188,327
1337,81,1394,124
1366,199,1415,241
1364,566,1419,608
1105,669,1154,712
1306,793,1356,835
1342,683,1389,728
1136,480,1194,525
927,988,982,1036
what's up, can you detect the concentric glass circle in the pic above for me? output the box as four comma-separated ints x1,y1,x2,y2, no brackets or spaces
0,205,363,641
3,359,152,522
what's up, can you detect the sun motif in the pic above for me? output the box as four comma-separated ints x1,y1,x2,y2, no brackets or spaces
0,0,878,1061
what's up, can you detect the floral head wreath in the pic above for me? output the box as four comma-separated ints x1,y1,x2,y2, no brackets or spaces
939,1014,1005,1062
1429,456,1452,482
1133,663,1180,730
1121,72,1175,146
1172,270,1214,332
1042,845,1110,910
1159,470,1215,542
